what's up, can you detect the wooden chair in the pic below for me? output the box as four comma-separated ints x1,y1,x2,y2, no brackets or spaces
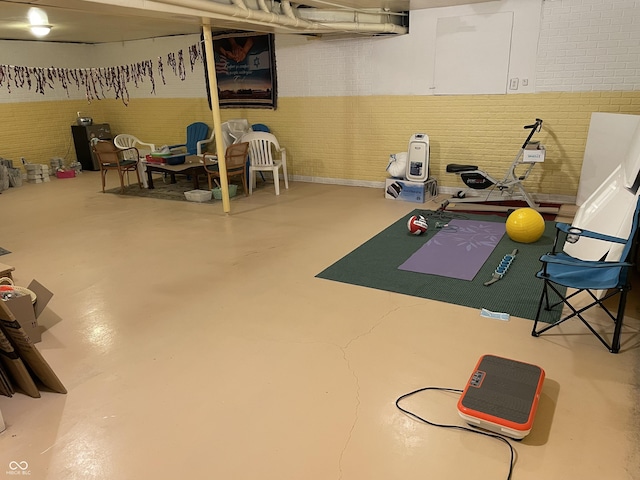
91,140,142,193
114,133,158,188
202,142,250,195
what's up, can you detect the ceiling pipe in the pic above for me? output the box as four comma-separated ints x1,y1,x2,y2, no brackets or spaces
230,0,249,10
281,0,296,19
314,21,404,33
256,0,271,13
153,0,407,35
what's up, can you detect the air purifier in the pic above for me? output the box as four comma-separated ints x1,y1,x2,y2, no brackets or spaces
405,133,430,182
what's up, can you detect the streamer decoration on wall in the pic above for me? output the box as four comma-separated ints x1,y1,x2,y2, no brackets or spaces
0,42,203,106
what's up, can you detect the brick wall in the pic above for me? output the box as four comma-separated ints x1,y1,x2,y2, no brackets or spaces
2,91,639,197
537,0,640,92
2,1,640,200
277,37,374,97
256,92,640,196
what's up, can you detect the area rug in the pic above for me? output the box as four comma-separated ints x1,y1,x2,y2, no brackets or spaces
104,178,220,203
398,219,506,280
316,210,565,322
0,248,10,256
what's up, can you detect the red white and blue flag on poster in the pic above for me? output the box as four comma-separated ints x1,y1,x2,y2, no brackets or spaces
210,33,277,109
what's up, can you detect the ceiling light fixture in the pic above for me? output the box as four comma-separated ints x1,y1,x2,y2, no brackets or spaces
28,7,51,38
30,25,52,37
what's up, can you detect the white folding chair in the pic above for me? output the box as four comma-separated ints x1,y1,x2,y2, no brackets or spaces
242,132,289,196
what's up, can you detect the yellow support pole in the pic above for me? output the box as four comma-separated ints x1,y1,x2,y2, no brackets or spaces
202,20,230,213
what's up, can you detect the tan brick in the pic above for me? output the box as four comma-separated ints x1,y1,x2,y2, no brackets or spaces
3,91,640,193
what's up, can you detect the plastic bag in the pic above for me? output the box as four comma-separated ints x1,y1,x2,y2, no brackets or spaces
8,168,22,187
0,166,8,191
386,152,407,179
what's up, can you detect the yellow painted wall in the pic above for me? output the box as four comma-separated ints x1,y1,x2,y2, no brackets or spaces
3,91,640,196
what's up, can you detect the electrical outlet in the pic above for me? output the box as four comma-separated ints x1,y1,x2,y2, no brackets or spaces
522,78,529,87
509,78,519,90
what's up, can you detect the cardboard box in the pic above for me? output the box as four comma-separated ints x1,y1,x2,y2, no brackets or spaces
25,165,47,173
0,297,66,399
523,146,546,163
385,178,436,204
2,280,53,344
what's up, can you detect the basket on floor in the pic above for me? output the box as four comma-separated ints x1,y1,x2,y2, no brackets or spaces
184,190,213,202
212,184,238,200
0,277,37,303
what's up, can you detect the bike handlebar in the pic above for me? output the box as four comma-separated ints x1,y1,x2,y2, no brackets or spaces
521,118,543,149
524,118,543,131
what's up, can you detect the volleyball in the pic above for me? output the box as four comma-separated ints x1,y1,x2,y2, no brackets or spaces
407,215,428,235
505,208,545,243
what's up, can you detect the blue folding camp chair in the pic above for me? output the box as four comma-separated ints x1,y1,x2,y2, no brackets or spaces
532,196,640,353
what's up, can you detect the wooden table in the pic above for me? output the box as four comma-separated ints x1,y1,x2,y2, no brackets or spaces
144,155,209,190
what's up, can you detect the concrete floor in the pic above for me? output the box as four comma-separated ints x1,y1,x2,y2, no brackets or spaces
0,172,638,480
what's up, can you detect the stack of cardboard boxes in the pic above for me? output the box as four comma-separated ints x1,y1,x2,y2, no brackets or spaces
0,269,66,431
25,164,50,184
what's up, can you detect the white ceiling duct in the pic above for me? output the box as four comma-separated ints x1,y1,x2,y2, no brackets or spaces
152,0,408,35
230,0,250,10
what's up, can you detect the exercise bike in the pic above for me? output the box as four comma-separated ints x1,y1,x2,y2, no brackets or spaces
446,118,544,209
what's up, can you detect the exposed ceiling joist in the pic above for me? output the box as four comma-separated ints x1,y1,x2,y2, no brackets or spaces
0,0,492,43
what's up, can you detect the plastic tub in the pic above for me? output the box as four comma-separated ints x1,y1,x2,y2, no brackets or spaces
184,189,212,202
212,184,238,200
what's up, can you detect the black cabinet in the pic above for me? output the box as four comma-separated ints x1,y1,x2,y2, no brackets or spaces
71,124,111,171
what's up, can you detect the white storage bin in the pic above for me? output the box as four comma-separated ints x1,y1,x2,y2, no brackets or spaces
184,189,212,202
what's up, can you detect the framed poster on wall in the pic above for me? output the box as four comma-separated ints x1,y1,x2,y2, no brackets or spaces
207,32,277,109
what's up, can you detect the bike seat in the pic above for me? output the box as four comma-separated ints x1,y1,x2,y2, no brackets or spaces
446,164,478,173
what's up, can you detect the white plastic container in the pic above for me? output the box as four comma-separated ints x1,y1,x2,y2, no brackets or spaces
184,190,212,202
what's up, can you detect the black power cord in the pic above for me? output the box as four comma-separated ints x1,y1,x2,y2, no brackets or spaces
395,386,516,480
414,205,471,233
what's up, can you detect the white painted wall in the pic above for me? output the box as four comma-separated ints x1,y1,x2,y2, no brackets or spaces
276,35,375,96
1,41,92,102
1,0,639,104
277,0,542,97
92,35,206,99
537,0,640,92
0,35,205,103
370,0,542,96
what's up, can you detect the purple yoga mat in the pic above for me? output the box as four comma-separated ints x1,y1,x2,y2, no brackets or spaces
398,219,506,281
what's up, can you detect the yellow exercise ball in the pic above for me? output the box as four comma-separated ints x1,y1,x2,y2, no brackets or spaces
506,208,545,243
